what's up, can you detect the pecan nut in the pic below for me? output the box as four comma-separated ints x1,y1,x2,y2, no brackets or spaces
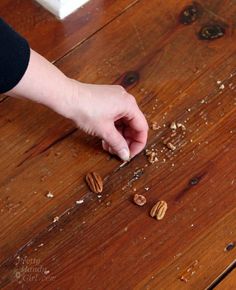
150,200,168,220
85,172,103,193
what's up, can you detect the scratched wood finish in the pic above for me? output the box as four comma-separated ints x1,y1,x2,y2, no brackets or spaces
0,0,236,289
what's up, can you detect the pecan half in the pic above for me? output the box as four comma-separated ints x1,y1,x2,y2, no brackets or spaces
150,200,168,220
85,172,103,193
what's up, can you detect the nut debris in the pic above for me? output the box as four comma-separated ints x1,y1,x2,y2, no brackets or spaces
85,172,103,193
53,216,59,223
177,123,186,131
76,199,84,205
166,142,176,151
150,200,168,220
45,191,54,198
146,149,158,164
150,121,160,130
170,122,177,130
219,84,225,90
133,194,147,206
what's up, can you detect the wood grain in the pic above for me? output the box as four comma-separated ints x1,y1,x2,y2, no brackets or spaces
0,0,236,289
0,0,138,103
0,0,139,61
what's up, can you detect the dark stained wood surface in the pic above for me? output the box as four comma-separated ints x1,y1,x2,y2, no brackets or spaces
0,0,236,289
0,0,139,61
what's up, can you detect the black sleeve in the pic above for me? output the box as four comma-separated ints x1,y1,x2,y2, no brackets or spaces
0,18,30,93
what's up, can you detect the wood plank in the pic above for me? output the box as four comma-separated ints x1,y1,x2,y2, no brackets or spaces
0,0,139,62
0,0,235,289
215,268,236,290
0,0,139,105
1,0,235,189
1,87,235,289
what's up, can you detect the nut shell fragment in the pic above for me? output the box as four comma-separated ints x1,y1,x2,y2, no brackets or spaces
177,122,186,131
151,121,160,130
170,122,177,130
146,150,158,164
133,194,147,206
166,142,176,151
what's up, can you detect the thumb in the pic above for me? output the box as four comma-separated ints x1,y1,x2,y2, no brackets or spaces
102,125,130,161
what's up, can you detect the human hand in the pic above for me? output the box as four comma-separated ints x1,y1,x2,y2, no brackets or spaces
65,80,148,161
7,50,148,161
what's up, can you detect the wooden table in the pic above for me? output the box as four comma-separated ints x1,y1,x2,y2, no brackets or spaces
0,0,235,289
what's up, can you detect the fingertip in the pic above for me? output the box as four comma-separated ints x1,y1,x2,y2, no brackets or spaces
102,125,130,161
119,148,130,161
102,140,109,151
129,140,146,159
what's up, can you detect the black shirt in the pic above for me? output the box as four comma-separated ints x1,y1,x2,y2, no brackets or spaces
0,18,30,93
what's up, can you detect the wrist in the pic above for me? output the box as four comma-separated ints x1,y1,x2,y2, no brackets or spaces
50,77,77,119
59,79,91,123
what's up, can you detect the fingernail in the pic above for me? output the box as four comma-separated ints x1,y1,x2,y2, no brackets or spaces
119,148,130,161
108,147,114,155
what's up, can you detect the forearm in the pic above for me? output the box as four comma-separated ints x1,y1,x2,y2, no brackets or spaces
7,49,75,118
